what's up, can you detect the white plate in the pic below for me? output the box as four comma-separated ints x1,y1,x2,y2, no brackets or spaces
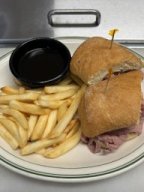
0,38,144,183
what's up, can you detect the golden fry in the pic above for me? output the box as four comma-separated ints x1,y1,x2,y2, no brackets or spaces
9,117,28,148
3,108,28,130
1,86,19,95
0,118,19,142
39,89,77,101
44,129,81,158
42,110,57,139
64,119,78,134
28,115,38,140
31,115,48,141
36,148,46,155
66,122,79,139
19,87,26,94
57,102,68,122
35,99,71,109
58,77,72,85
0,105,9,109
0,79,83,158
9,100,50,115
44,85,79,94
0,92,40,104
50,85,85,138
0,122,19,149
21,134,65,155
18,124,28,148
0,105,9,114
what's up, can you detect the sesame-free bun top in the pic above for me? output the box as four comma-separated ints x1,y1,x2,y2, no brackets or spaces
70,37,144,85
78,71,143,138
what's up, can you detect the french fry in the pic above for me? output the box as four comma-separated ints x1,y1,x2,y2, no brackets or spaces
0,122,19,149
42,110,57,139
44,85,79,94
21,134,65,155
31,115,48,141
35,99,71,109
36,148,46,155
1,86,19,95
57,102,68,122
0,79,83,158
0,105,9,109
18,123,28,148
19,87,26,94
0,92,40,104
9,117,28,148
39,89,77,101
3,108,28,130
26,89,43,94
50,85,85,138
44,128,81,158
64,119,78,134
0,92,6,96
66,121,79,139
28,115,38,140
58,77,72,85
0,118,19,142
9,100,50,115
0,105,8,113
0,114,5,118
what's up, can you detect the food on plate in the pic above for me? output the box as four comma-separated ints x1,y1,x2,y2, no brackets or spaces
1,36,144,159
57,102,68,122
0,123,19,149
21,134,66,155
79,71,144,153
42,110,57,139
3,108,29,130
39,88,78,101
49,84,85,139
1,86,25,95
0,78,83,158
70,37,144,85
44,85,79,94
0,118,20,142
9,100,50,115
44,128,81,158
0,91,40,104
35,99,71,109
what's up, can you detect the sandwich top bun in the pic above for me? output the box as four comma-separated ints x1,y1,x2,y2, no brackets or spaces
78,71,143,138
70,37,144,85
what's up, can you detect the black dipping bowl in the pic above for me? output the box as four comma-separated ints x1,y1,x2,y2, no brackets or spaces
9,38,71,88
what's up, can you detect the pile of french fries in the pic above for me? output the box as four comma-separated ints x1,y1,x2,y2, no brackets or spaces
0,77,85,158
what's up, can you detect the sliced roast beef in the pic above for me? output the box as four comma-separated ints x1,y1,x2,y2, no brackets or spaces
81,102,144,154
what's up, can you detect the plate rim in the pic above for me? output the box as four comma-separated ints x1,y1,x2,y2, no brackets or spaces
1,150,144,183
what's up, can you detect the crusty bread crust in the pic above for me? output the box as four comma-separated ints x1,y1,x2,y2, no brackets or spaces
78,71,143,138
70,37,144,85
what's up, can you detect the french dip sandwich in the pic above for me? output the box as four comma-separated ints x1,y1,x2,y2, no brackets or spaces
70,37,144,85
79,71,144,153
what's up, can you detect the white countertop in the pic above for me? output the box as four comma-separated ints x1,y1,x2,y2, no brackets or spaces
0,48,144,192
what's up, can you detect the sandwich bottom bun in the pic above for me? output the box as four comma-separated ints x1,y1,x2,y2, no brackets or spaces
78,71,143,138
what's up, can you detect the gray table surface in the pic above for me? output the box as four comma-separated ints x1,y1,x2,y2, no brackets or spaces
1,163,144,192
0,48,144,192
